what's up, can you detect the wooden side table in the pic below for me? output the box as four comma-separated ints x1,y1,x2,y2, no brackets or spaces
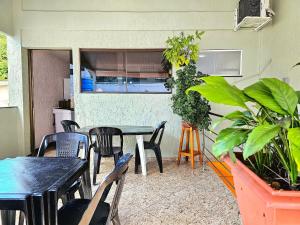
177,123,202,169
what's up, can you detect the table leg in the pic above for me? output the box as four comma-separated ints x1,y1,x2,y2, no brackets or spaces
136,135,147,176
1,210,16,225
47,190,58,225
82,169,92,199
22,196,35,225
32,195,46,225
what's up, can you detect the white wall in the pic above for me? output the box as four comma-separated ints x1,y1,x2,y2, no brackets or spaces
5,0,262,157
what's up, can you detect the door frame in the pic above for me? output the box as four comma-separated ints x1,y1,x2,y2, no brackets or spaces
28,49,73,154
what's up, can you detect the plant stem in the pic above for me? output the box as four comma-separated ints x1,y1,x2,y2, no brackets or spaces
272,139,290,175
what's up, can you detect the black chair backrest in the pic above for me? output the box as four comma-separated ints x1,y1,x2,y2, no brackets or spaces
78,153,133,225
149,121,167,146
37,132,89,160
89,127,123,156
61,120,80,132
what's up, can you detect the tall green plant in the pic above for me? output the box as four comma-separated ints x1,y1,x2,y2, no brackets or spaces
167,63,211,129
164,31,204,68
0,34,8,81
188,76,300,188
164,31,211,129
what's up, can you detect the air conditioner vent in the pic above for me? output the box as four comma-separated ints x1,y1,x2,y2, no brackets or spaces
234,0,274,31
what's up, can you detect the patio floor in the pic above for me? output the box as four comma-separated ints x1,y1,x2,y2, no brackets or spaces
93,158,241,225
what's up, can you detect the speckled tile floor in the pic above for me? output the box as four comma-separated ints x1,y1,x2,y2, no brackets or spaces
92,158,242,225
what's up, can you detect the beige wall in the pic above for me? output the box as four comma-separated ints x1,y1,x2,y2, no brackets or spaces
259,0,300,89
0,107,21,158
0,81,9,107
4,0,262,157
0,0,13,35
7,37,30,156
1,0,297,157
12,0,300,157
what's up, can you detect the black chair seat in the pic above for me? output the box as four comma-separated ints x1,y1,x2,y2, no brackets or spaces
58,199,110,225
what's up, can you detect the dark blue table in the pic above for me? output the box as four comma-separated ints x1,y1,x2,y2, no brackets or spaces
0,157,91,225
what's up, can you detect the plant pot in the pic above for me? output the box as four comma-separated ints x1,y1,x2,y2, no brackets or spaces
224,156,300,225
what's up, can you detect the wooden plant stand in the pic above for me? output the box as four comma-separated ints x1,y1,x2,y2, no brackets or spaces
177,122,202,169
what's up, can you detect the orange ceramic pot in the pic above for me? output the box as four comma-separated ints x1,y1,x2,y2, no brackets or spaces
224,156,300,225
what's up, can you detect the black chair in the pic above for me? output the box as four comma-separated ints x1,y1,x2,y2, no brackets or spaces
61,120,80,132
37,132,92,200
58,153,133,225
135,121,167,174
89,127,123,185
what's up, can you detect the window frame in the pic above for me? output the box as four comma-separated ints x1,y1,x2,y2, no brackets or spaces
197,49,243,77
79,48,172,94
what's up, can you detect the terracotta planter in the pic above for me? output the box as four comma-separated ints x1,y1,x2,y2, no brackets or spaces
224,156,300,225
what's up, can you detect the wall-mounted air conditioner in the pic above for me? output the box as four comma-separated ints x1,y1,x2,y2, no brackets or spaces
234,0,275,31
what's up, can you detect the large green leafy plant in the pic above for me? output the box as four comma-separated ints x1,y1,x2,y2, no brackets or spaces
188,76,300,189
0,34,8,81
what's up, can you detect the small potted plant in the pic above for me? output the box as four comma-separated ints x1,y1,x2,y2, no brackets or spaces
164,31,211,130
188,76,300,225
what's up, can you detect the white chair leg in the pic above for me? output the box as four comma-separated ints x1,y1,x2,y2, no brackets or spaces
136,135,147,176
18,212,25,225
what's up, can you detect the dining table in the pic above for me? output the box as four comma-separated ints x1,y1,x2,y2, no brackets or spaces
77,125,154,176
0,156,91,225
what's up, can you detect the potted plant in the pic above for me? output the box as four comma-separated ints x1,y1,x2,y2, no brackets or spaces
187,76,300,225
164,31,211,130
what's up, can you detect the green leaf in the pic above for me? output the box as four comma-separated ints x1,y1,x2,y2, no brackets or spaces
296,91,300,104
211,110,251,130
243,124,280,159
287,128,300,171
231,119,247,127
212,128,249,158
244,81,287,115
187,76,248,108
229,149,237,163
262,78,298,115
224,111,244,120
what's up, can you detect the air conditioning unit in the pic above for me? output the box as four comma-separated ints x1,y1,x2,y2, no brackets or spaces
234,0,275,31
